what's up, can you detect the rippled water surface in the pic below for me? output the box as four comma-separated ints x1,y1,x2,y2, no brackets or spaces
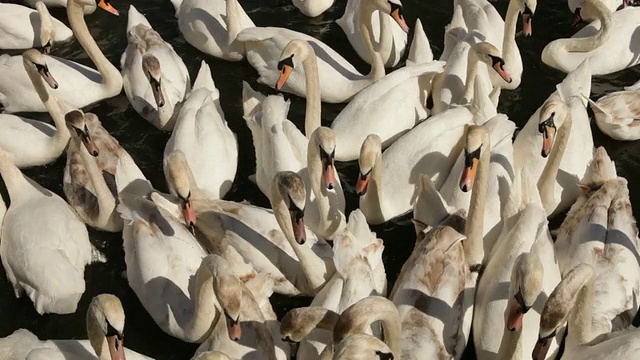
0,0,639,358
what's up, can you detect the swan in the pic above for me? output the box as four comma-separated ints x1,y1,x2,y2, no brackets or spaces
63,110,145,232
0,2,72,52
25,0,97,13
236,0,409,103
0,0,122,113
292,0,334,17
569,0,628,23
121,5,191,131
533,263,640,360
0,49,70,168
170,0,255,61
355,106,474,225
541,0,640,76
163,152,336,297
0,294,152,360
552,147,640,338
164,61,238,200
0,145,92,315
280,209,386,359
431,40,511,115
512,59,593,217
473,204,563,360
336,0,409,67
587,89,640,141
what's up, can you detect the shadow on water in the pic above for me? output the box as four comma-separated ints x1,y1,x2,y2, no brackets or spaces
1,0,640,359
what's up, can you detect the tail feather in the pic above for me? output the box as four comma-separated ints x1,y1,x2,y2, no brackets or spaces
192,60,217,93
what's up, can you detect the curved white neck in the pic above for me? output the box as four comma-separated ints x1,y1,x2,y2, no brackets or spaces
302,54,321,138
307,139,345,238
358,3,385,81
565,269,596,350
462,49,482,103
361,149,384,220
537,109,571,215
502,0,521,73
67,0,122,91
465,133,490,267
376,11,393,62
562,2,611,53
86,311,117,360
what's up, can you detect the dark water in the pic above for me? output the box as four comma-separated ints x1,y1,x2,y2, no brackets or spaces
0,0,639,358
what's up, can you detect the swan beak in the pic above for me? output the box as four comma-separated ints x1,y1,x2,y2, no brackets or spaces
491,57,512,84
321,149,336,190
226,315,242,341
532,334,554,360
150,77,165,108
107,334,126,360
77,126,99,157
507,291,528,331
522,13,533,36
181,197,197,229
40,40,52,55
539,117,556,158
36,63,58,89
355,171,371,196
98,0,119,16
571,8,583,27
276,64,293,90
290,208,306,245
389,4,409,33
460,146,481,192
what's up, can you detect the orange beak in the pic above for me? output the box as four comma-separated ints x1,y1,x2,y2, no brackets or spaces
390,8,409,33
571,8,583,27
98,0,119,16
540,124,556,158
82,133,99,157
37,64,58,89
276,64,293,90
226,315,242,341
321,155,336,190
492,61,512,84
459,158,478,192
522,13,533,36
355,172,371,196
182,197,196,230
507,297,525,332
107,335,126,360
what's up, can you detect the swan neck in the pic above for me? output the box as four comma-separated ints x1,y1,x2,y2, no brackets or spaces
377,11,393,61
183,256,225,342
567,270,596,348
302,55,321,138
67,0,121,89
537,109,571,215
86,312,113,360
463,50,480,102
503,0,520,64
564,4,611,53
358,5,385,80
0,148,31,201
498,328,522,360
225,0,242,45
74,139,117,222
465,134,490,266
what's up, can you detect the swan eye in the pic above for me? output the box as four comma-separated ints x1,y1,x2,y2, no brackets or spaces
277,55,294,71
360,169,371,180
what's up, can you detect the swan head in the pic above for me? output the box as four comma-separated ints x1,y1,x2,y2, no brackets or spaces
472,42,512,84
87,294,126,360
312,127,337,190
372,0,409,33
507,253,544,332
334,334,394,360
35,2,54,54
166,150,197,231
273,171,307,245
280,307,334,343
570,0,606,25
459,125,486,192
533,263,594,360
66,110,100,157
276,40,313,90
22,49,58,89
356,134,382,196
142,55,165,108
214,272,243,342
538,98,567,158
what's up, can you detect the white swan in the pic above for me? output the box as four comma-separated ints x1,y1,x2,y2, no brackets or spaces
292,0,335,17
0,294,152,360
512,59,593,217
552,147,640,338
569,0,627,22
236,0,409,103
121,5,191,131
0,2,72,52
541,0,640,76
533,263,640,360
164,61,238,200
25,0,97,14
337,0,409,67
0,49,70,169
171,0,255,61
63,110,146,232
0,145,92,315
0,0,122,113
587,89,640,141
355,106,474,225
